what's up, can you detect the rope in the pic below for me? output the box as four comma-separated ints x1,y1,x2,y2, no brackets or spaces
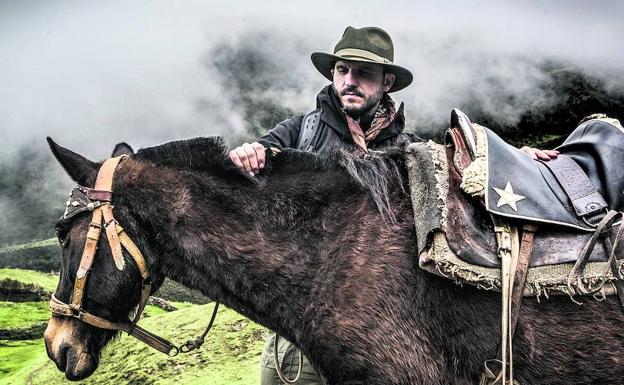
273,334,303,384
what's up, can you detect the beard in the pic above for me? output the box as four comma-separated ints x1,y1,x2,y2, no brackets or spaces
334,85,383,119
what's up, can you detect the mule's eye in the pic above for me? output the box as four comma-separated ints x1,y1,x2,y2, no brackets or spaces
55,220,70,247
58,234,70,248
55,230,69,248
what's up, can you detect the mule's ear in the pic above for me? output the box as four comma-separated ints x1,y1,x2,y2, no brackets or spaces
111,142,134,157
47,137,99,187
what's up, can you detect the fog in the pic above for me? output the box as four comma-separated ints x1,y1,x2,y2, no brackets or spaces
1,0,622,159
0,0,622,244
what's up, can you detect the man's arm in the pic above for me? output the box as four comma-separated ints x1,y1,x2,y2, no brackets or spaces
229,115,304,176
257,115,305,150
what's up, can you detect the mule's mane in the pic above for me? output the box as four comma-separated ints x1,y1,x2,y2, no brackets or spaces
135,137,235,174
134,137,406,218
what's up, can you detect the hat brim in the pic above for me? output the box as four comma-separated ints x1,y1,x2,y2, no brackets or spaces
310,52,413,92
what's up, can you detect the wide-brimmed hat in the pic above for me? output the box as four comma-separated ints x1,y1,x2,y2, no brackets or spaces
311,26,413,92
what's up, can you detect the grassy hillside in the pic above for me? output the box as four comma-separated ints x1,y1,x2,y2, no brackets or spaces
0,268,59,293
0,302,50,329
10,304,265,385
0,339,48,385
0,263,266,385
0,239,57,254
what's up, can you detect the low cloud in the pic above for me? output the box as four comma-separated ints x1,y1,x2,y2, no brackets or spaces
1,0,623,244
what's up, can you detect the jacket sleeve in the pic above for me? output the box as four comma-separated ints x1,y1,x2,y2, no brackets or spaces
257,115,305,150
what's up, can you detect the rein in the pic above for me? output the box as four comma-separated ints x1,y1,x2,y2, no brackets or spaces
49,155,219,356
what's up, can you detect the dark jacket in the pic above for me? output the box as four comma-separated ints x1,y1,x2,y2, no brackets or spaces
258,85,409,153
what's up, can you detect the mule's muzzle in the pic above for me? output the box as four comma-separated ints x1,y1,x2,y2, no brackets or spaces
45,340,99,380
44,317,100,380
63,344,98,381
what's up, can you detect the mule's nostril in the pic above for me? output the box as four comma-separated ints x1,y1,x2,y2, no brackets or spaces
57,343,69,372
63,346,99,381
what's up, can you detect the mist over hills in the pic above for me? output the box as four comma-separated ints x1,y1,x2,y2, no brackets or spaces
1,1,623,248
2,59,623,248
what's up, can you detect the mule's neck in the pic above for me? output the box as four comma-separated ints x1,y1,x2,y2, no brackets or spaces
118,157,376,343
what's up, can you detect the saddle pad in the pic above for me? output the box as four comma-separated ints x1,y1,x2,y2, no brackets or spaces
405,141,624,298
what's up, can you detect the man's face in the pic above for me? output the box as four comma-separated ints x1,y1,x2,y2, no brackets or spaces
331,60,395,118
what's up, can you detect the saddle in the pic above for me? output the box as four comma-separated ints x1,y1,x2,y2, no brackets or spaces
446,109,624,270
446,110,624,268
406,110,624,385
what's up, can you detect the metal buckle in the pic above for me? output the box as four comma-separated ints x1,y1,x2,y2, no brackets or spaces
582,207,609,228
168,346,180,357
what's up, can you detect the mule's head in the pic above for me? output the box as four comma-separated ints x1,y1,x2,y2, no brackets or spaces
44,139,161,380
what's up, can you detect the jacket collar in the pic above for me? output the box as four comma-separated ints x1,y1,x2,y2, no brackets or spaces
315,85,405,144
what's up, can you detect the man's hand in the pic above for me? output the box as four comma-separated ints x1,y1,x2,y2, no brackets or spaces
520,146,559,161
229,142,266,176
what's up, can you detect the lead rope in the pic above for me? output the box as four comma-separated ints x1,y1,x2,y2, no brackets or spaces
604,215,624,309
567,210,623,295
273,334,303,384
178,302,220,353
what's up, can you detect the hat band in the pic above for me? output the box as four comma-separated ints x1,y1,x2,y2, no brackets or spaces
334,48,392,64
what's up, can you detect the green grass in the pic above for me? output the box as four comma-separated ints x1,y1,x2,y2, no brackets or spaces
0,339,48,385
26,303,266,385
143,305,167,318
0,269,58,293
0,302,50,329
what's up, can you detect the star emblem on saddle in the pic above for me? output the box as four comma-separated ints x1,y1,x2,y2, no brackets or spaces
492,182,526,212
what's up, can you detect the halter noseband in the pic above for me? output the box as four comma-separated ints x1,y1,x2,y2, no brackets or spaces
50,155,218,356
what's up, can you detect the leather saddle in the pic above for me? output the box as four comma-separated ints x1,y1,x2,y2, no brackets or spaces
445,109,624,269
444,109,624,385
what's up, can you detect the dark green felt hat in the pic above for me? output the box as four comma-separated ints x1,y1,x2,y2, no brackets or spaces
311,26,413,92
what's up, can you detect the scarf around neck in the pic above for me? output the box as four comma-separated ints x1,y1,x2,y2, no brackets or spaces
343,93,396,155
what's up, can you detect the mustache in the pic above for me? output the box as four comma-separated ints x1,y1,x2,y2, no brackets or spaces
339,87,364,97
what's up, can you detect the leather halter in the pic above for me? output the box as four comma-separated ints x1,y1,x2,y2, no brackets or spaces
49,155,219,356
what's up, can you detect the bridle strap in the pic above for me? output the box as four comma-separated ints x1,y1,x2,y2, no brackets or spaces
70,156,127,311
102,203,125,270
51,293,179,355
116,224,150,280
71,207,103,310
94,156,125,193
97,156,127,271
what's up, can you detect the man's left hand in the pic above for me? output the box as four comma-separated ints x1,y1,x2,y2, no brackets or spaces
520,146,559,161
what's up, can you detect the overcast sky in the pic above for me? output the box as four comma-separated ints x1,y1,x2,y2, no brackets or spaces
1,0,622,161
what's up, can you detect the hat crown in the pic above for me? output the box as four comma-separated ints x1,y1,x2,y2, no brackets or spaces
310,25,412,92
334,26,394,62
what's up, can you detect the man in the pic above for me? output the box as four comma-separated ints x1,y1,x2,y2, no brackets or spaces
229,25,412,385
229,26,414,179
229,26,556,385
